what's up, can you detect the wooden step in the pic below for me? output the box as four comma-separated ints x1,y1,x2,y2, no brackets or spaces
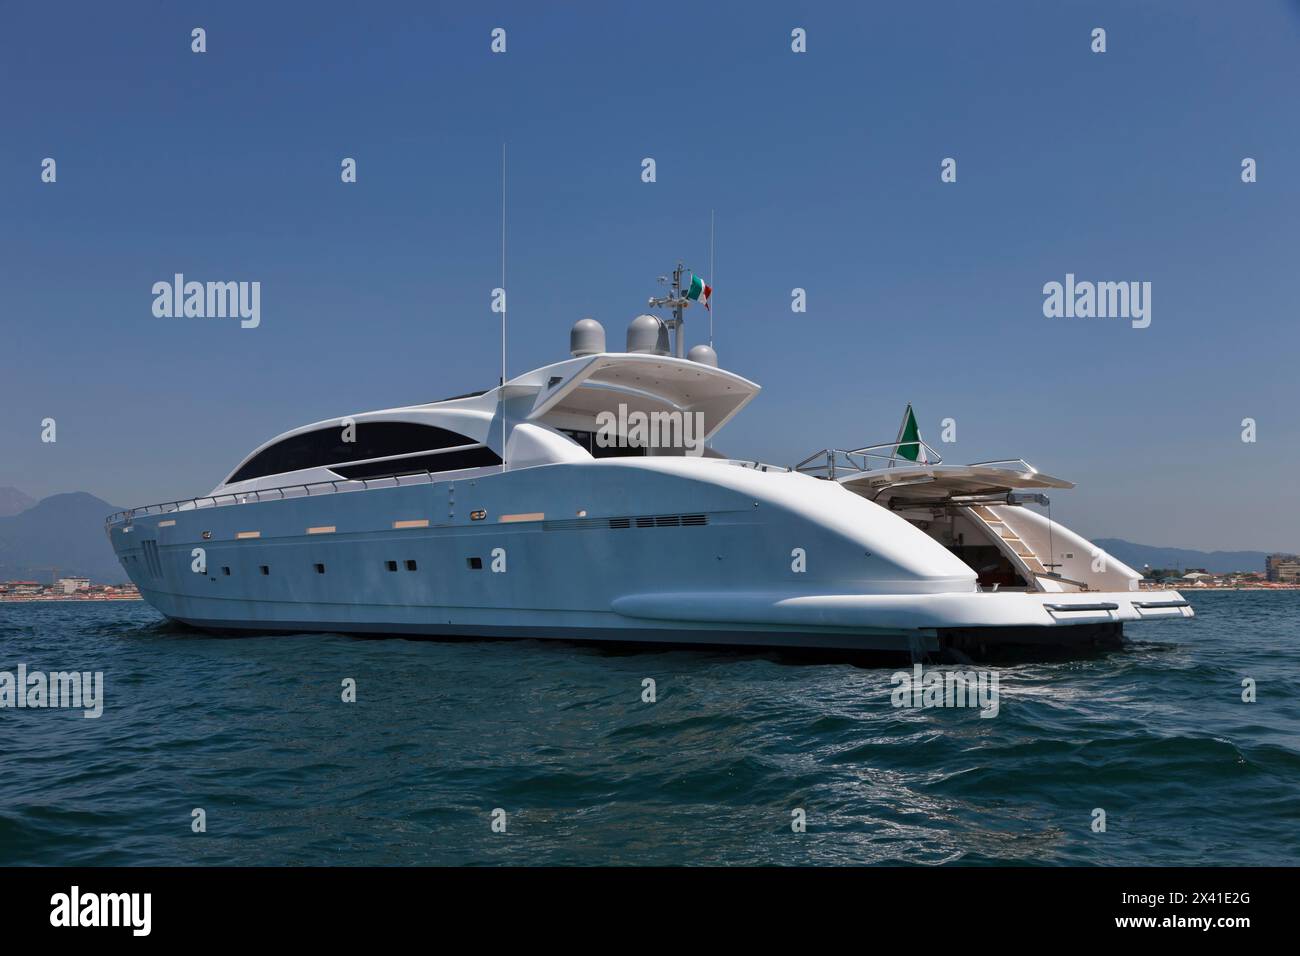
967,504,1047,578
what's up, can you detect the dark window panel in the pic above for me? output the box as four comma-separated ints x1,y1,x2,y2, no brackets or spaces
329,446,501,481
228,422,483,483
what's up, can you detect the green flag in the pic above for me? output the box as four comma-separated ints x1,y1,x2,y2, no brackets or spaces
894,404,927,464
685,273,711,310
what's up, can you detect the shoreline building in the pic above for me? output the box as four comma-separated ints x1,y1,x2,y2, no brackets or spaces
1265,554,1300,584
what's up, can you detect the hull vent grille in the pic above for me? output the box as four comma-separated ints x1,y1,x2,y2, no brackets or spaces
541,514,711,532
615,513,707,530
141,539,163,578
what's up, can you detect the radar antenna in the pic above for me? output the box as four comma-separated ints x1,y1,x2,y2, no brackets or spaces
647,260,691,358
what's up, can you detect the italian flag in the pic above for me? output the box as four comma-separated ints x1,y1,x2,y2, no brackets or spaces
894,403,928,464
686,273,711,310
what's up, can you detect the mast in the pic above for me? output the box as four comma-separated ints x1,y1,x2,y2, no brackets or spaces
890,403,912,469
500,142,508,471
648,259,690,357
672,261,685,358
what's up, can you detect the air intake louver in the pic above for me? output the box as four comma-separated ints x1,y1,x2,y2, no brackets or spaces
140,539,163,578
609,513,708,529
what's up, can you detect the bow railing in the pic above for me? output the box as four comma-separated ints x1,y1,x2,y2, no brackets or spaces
105,469,454,526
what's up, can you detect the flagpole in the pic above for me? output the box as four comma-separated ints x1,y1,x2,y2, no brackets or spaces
709,209,715,348
891,403,912,469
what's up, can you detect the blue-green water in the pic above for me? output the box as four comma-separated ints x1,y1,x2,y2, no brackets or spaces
1,592,1297,866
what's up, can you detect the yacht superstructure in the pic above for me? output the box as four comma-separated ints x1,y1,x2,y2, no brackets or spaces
106,268,1191,658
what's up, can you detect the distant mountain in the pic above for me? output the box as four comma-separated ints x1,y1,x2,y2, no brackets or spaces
1093,538,1269,575
0,492,126,585
0,487,37,518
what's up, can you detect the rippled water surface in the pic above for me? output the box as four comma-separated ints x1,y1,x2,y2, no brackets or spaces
2,592,1297,865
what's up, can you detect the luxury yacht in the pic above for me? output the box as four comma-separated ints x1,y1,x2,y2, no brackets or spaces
106,269,1192,658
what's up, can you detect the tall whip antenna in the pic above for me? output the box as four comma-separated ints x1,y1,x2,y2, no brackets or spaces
500,142,507,472
709,209,715,348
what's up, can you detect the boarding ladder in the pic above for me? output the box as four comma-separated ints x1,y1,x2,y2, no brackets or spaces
966,504,1051,587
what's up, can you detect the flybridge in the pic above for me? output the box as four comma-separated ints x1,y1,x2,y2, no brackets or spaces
520,352,760,445
428,261,750,438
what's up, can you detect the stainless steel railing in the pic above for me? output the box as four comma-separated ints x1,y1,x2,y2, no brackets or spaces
724,459,791,474
792,444,1046,482
965,458,1040,474
793,440,946,480
108,454,801,526
104,468,469,526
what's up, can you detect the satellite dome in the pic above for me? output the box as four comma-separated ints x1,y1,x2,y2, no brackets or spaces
626,314,670,355
570,318,606,357
687,344,718,367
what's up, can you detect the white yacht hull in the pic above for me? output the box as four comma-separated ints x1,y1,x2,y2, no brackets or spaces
108,456,1190,659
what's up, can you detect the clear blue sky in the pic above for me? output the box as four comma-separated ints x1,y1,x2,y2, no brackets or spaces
3,1,1298,551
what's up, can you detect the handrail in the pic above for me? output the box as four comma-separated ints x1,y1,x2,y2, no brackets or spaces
846,440,945,467
793,449,861,480
725,459,791,473
1045,602,1120,613
794,440,945,479
792,444,1048,483
967,458,1038,474
105,467,486,526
